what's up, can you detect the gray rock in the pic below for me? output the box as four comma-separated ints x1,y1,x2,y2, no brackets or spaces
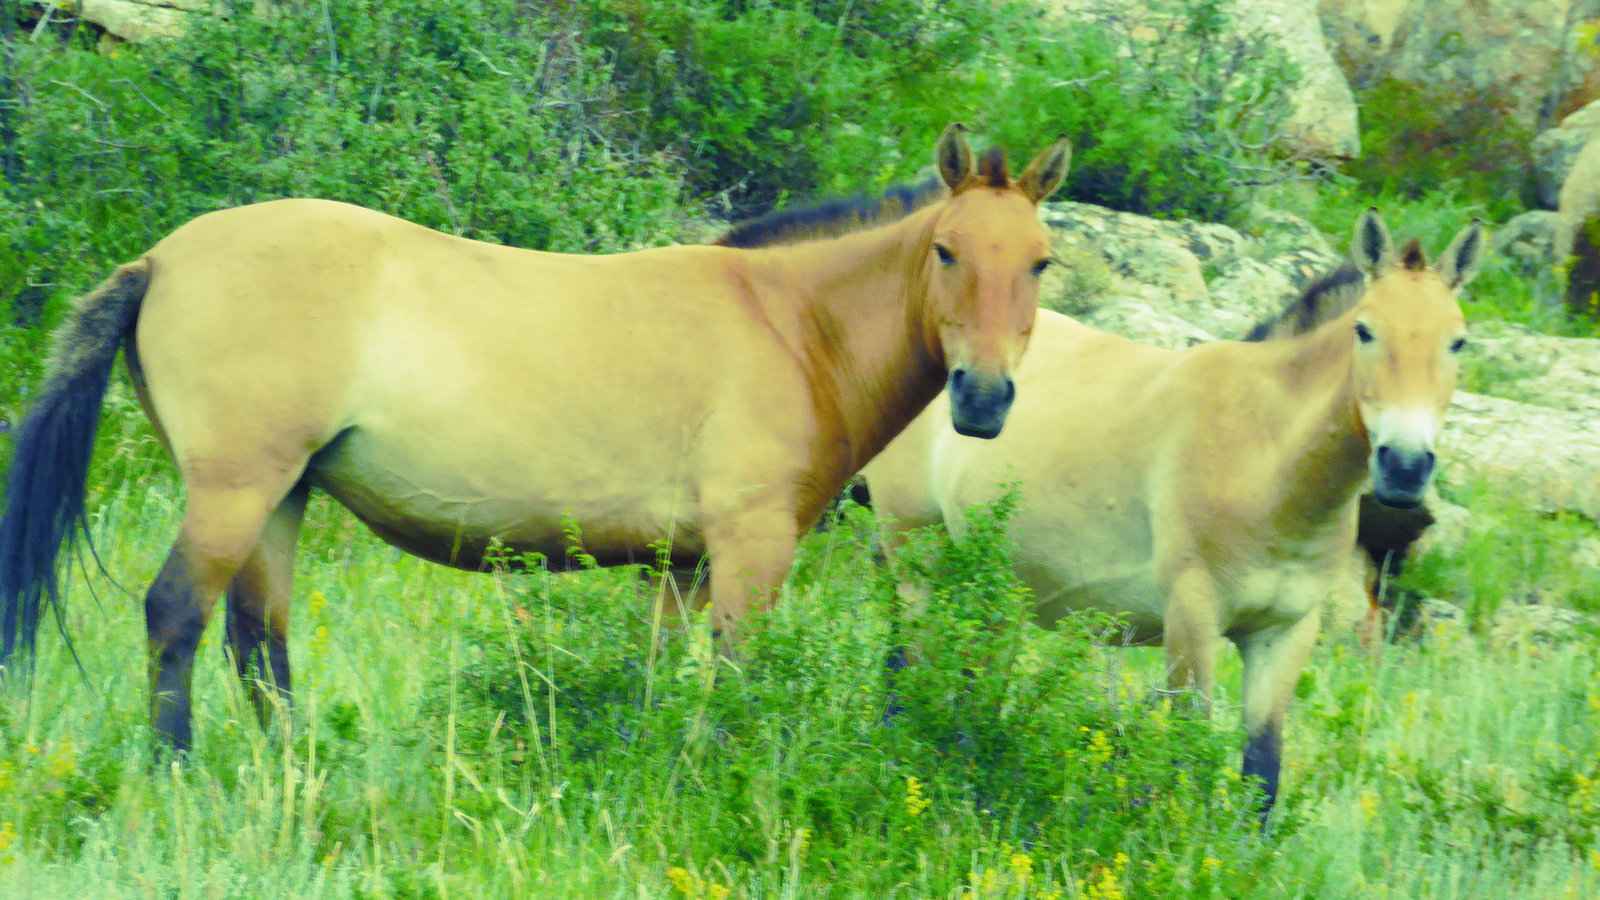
1535,100,1600,209
1079,297,1216,349
1439,390,1600,521
1491,210,1566,272
30,0,204,43
1489,601,1592,646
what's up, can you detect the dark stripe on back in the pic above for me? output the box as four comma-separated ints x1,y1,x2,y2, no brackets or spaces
1242,263,1365,342
715,177,946,249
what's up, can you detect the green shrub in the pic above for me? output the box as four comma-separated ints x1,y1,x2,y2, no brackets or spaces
1345,77,1535,221
426,498,1268,895
586,0,1297,219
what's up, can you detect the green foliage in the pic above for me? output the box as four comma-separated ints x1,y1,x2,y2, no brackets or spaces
427,497,1264,895
1397,479,1600,624
587,0,1296,219
1345,77,1535,221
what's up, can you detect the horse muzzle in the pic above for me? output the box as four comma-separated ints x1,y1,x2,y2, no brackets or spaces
948,367,1015,439
1371,443,1435,509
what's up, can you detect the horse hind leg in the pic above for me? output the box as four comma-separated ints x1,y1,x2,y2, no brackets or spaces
224,481,310,730
147,464,306,752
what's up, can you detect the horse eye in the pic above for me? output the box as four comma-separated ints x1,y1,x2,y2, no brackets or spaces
934,244,955,266
1030,258,1051,277
1449,337,1467,354
1355,322,1374,344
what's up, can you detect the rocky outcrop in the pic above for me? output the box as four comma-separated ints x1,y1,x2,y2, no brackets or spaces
28,0,205,43
1046,0,1360,158
1319,0,1600,129
1535,100,1600,209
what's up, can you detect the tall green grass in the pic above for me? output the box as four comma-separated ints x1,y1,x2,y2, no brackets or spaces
0,444,1596,897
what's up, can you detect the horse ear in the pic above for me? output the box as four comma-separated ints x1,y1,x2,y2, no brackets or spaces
935,123,975,191
1437,219,1487,292
1351,208,1395,277
1018,137,1072,204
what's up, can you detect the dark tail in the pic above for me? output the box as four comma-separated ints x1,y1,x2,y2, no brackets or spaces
0,261,151,676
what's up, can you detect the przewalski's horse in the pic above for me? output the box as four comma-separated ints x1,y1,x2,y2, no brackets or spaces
1245,257,1440,629
861,210,1484,818
0,124,1071,751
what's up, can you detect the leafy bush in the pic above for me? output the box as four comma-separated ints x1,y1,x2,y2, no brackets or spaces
427,498,1268,895
588,0,1298,220
1345,77,1535,221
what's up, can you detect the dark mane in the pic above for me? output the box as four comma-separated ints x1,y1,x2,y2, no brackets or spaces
1242,263,1366,342
714,177,947,249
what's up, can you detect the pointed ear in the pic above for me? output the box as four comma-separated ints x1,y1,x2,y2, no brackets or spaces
1437,219,1486,292
935,123,974,191
1351,208,1395,277
1018,136,1072,204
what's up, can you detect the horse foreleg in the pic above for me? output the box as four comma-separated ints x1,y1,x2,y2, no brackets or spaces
704,512,796,648
1235,608,1322,824
148,474,300,752
225,482,309,731
1162,568,1220,716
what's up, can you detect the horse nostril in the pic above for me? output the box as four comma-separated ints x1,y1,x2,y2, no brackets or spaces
1377,445,1392,467
1423,451,1436,470
950,368,967,391
1003,377,1016,405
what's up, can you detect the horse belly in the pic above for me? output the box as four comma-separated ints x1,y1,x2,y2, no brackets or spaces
308,425,704,570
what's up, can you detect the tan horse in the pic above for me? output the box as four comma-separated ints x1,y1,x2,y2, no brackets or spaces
1246,260,1439,633
0,125,1071,751
861,210,1484,817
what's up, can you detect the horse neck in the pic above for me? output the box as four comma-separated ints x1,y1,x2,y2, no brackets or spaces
1263,307,1371,524
746,207,946,475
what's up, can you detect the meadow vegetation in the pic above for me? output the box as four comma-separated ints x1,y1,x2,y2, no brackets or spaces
3,0,1599,896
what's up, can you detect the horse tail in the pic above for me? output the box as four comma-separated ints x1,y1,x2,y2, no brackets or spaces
0,260,151,676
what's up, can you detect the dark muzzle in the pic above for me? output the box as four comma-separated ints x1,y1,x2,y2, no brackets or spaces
948,367,1015,439
1371,444,1435,508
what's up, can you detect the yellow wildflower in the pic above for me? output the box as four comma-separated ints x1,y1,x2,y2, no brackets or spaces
667,866,698,897
1088,730,1113,767
904,775,931,817
0,821,14,852
707,885,730,900
1590,848,1600,872
1009,850,1032,883
1202,856,1223,876
46,739,76,779
312,625,330,654
309,590,328,617
1358,789,1378,822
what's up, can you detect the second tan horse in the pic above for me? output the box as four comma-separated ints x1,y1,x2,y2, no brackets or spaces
861,210,1484,818
0,125,1071,751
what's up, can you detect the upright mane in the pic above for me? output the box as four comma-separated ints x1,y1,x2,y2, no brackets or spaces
1242,263,1366,342
715,176,948,249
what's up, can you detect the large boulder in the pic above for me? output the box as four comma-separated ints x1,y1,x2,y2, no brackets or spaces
1046,0,1360,158
1534,100,1600,209
1320,0,1600,128
28,0,206,42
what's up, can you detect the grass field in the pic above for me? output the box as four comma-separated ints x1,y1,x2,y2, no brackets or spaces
0,384,1598,899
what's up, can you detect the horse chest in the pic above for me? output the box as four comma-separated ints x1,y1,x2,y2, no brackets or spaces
1223,556,1333,632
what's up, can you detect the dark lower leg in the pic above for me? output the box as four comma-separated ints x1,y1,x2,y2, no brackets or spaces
146,549,218,752
225,591,290,728
1242,722,1282,824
